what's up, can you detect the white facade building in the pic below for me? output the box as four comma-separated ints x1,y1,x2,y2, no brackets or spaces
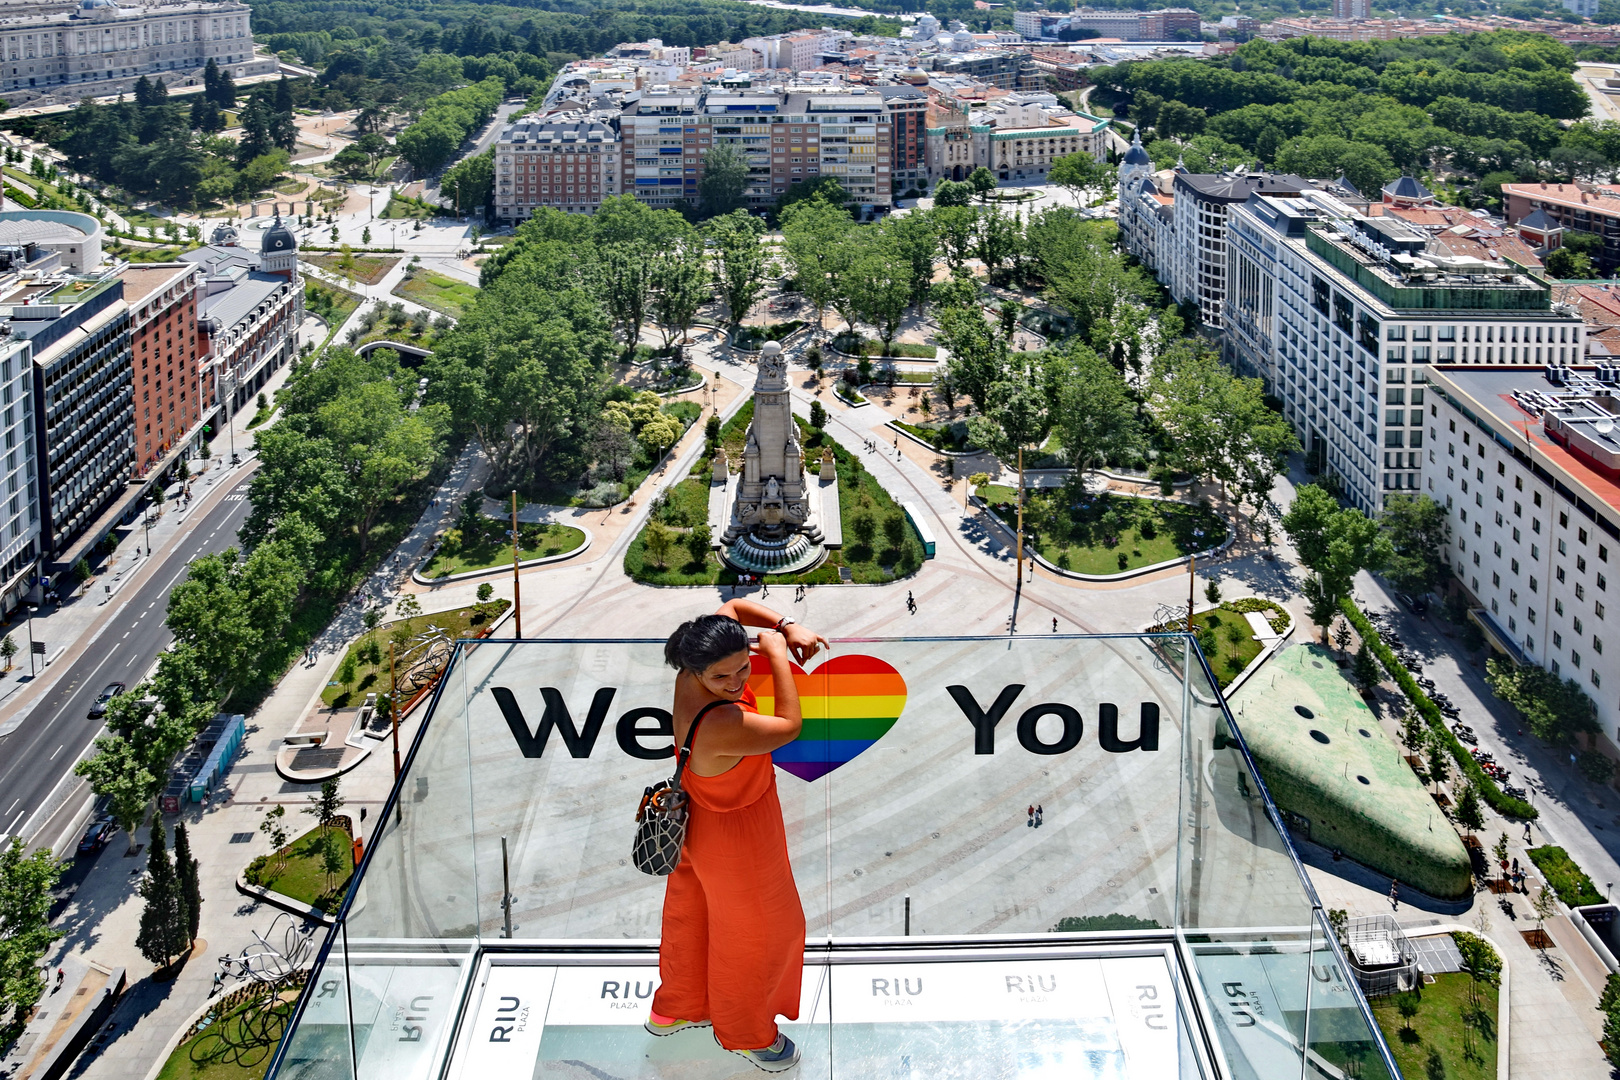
1223,187,1582,515
0,335,39,616
1422,364,1620,741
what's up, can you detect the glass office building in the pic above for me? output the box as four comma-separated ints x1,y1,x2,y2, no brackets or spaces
265,634,1399,1080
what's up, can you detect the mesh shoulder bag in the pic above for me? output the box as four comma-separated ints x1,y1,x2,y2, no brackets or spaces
632,699,727,876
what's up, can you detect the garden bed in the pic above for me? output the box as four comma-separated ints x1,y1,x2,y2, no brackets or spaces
977,486,1225,575
392,270,477,319
303,252,399,286
421,522,585,578
155,984,299,1080
321,601,510,708
732,320,804,350
893,419,978,453
829,334,937,359
1527,845,1604,906
243,825,355,914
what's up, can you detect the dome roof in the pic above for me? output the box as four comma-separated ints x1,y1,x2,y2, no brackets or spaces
1122,131,1150,168
209,222,240,246
261,215,297,255
1382,174,1432,201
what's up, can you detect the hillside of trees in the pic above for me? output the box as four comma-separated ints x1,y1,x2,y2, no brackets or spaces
1091,30,1615,205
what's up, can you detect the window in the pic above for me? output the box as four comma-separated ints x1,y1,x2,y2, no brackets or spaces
1598,637,1605,655
1576,616,1584,634
1494,542,1503,557
1558,567,1567,583
1534,518,1542,534
1514,528,1521,542
1555,631,1563,648
1579,583,1587,600
1561,512,1570,528
1475,523,1483,537
1529,608,1537,623
1532,576,1539,592
1512,559,1520,574
1573,651,1582,668
1558,599,1565,616
1560,540,1568,555
1580,556,1589,573
1511,590,1518,605
1535,492,1543,507
1582,528,1590,544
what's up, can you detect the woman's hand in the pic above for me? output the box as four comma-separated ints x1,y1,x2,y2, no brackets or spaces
754,628,789,659
781,623,829,664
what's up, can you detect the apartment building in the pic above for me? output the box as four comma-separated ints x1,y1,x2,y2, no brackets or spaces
0,335,40,616
1421,364,1620,741
0,0,275,107
493,115,621,220
1333,0,1372,19
877,84,928,193
1223,188,1581,514
975,97,1108,184
1503,182,1620,276
4,270,132,571
1168,171,1314,329
120,262,204,479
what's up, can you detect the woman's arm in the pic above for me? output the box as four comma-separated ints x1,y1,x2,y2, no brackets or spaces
690,632,802,760
715,598,828,664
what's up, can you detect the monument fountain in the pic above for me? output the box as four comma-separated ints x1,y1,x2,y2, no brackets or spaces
711,341,840,574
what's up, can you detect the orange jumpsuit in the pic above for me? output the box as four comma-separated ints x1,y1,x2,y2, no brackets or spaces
652,685,806,1051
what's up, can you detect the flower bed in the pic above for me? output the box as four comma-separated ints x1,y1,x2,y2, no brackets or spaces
1340,598,1536,820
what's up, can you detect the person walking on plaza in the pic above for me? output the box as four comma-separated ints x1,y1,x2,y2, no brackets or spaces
648,601,826,1072
1389,880,1400,911
1027,805,1034,826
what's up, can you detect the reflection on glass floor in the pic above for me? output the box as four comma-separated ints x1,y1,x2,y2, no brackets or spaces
435,951,1199,1080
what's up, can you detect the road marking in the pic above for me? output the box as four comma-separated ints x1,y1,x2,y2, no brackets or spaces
48,745,62,761
5,811,22,833
4,799,16,815
122,632,129,640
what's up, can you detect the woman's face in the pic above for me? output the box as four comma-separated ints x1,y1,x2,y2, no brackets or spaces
695,649,751,700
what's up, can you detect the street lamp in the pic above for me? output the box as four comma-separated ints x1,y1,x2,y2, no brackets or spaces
24,603,37,677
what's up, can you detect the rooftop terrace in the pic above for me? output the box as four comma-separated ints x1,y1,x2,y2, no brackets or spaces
266,635,1398,1080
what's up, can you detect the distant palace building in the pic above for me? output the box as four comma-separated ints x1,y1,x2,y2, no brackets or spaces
0,0,276,108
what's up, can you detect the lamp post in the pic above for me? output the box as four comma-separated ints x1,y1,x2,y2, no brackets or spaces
24,603,36,677
218,370,238,465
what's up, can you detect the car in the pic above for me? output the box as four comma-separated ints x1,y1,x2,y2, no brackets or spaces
1395,592,1428,616
87,682,126,718
77,818,116,855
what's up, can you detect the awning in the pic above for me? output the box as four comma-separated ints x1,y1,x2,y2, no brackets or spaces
1468,608,1532,666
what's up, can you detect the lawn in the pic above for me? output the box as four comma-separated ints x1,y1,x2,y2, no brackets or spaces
1191,606,1264,687
977,486,1224,575
393,270,477,319
420,522,585,578
381,193,436,220
896,418,977,452
321,600,509,708
244,825,354,913
1527,845,1605,906
1368,971,1498,1080
830,333,937,358
303,251,399,286
626,402,925,586
155,988,297,1080
303,281,364,344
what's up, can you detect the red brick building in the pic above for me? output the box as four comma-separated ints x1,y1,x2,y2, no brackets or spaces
119,263,206,478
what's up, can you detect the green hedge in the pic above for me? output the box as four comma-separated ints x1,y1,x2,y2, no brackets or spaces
1527,845,1604,907
1340,597,1536,821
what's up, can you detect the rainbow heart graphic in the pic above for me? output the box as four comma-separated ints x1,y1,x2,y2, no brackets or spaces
749,654,908,782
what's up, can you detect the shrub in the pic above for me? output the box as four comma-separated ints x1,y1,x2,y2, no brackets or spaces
244,854,270,886
1527,845,1604,906
581,481,625,507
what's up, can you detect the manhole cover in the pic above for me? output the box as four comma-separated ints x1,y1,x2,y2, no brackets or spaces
1294,705,1315,719
1359,728,1372,738
1309,730,1331,744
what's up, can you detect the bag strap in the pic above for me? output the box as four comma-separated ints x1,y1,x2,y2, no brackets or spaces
670,699,730,790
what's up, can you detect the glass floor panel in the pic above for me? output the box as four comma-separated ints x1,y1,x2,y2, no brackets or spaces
446,950,1203,1080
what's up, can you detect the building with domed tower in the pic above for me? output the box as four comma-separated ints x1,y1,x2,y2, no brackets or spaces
180,211,302,436
0,0,276,109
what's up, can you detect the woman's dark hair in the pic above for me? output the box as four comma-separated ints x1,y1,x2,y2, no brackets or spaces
665,614,749,672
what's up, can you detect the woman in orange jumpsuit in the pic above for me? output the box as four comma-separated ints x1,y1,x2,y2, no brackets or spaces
647,600,825,1073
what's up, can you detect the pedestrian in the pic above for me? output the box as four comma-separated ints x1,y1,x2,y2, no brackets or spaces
1052,618,1058,633
1512,857,1520,875
1036,804,1043,827
762,581,769,599
1389,880,1399,911
1524,822,1533,842
1027,804,1034,827
54,968,63,992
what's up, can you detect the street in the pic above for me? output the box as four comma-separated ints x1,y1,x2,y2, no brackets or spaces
0,468,256,850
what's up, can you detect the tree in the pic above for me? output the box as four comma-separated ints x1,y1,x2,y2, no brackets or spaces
849,513,876,551
442,149,494,215
304,778,345,840
1333,618,1352,657
883,513,907,553
336,650,359,694
847,232,913,355
477,583,494,603
809,400,828,429
938,278,1005,415
1545,247,1594,279
687,523,712,564
933,179,973,207
1048,152,1117,206
707,211,774,328
1400,709,1427,755
1394,991,1420,1035
0,837,64,1040
1426,733,1451,793
259,804,290,875
1281,484,1393,635
1205,578,1221,606
598,242,656,350
1456,783,1485,841
1485,657,1601,743
645,520,674,568
967,167,997,198
973,206,1023,284
173,822,201,946
1532,883,1558,942
1353,643,1380,691
0,635,14,672
396,593,422,621
1493,832,1511,877
73,558,92,594
698,142,749,218
888,210,939,313
1221,619,1247,666
1047,342,1141,478
320,829,348,895
781,196,854,339
1381,494,1451,597
639,413,683,461
136,820,190,970
649,240,710,350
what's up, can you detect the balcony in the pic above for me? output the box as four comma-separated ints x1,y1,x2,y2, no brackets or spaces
266,635,1397,1080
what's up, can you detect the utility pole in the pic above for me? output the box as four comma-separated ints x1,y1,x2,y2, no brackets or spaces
1014,446,1024,588
511,492,522,639
1187,554,1196,635
389,640,400,779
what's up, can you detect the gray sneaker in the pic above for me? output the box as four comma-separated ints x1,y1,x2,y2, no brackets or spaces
728,1033,800,1073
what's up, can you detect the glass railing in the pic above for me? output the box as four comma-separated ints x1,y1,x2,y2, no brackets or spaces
268,635,1396,1080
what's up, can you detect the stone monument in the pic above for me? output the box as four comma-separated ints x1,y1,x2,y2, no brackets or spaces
715,341,838,573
